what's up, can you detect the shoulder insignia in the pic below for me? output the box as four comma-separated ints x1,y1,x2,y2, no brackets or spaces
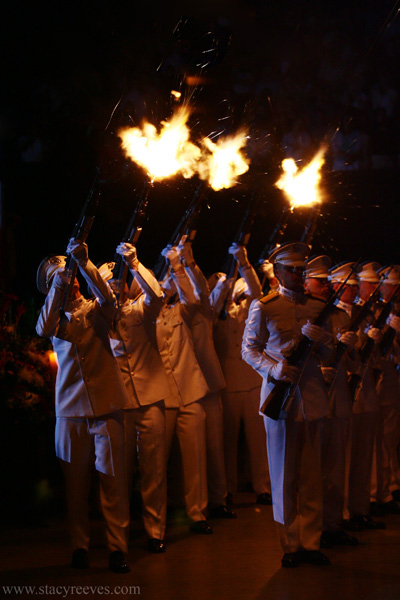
260,290,280,304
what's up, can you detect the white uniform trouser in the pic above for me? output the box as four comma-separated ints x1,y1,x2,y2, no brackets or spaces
201,392,228,507
165,402,208,522
371,404,400,504
222,387,270,495
322,416,351,532
347,411,377,517
265,417,324,553
124,403,167,540
56,411,129,553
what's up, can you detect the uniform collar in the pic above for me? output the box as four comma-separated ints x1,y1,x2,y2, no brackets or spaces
336,299,353,316
278,284,303,303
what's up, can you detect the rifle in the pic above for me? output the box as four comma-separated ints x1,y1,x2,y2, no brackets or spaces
112,182,153,305
61,170,101,310
258,207,291,292
262,263,358,420
152,183,206,281
347,269,396,399
327,279,384,397
218,192,258,320
301,205,320,247
376,287,400,359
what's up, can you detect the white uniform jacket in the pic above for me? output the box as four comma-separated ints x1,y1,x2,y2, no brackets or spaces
109,262,171,407
212,263,263,393
373,301,400,407
36,260,131,418
352,301,380,414
184,263,225,393
242,287,333,421
156,267,210,408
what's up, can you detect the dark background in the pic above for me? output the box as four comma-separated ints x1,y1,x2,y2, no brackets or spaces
2,0,400,305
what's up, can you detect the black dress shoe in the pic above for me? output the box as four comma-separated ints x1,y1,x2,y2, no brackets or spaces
359,515,386,530
71,548,89,569
281,552,301,568
109,551,131,573
148,538,166,553
256,492,273,505
209,505,237,519
298,550,331,566
190,520,213,534
382,500,400,514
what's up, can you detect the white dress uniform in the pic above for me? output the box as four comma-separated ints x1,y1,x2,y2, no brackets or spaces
36,260,131,555
183,260,228,508
106,260,171,542
156,265,210,523
370,268,400,507
347,270,381,521
242,243,333,555
212,263,270,499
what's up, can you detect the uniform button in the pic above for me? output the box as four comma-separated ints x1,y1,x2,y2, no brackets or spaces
80,356,85,362
76,318,80,322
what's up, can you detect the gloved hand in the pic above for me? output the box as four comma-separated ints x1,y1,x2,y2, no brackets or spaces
228,243,249,267
301,321,325,342
259,260,274,278
367,326,382,342
177,241,194,266
161,245,181,271
338,330,358,348
269,361,300,383
66,238,88,267
52,269,70,290
116,242,138,268
321,366,336,384
387,314,400,333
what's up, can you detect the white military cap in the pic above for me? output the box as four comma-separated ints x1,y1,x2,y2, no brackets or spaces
357,261,381,283
98,261,116,282
378,265,400,285
233,277,248,301
207,272,226,292
268,242,310,266
329,261,359,285
305,255,332,279
36,255,67,294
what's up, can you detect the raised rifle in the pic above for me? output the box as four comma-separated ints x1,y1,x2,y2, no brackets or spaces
152,183,206,281
218,191,258,320
112,182,152,305
376,287,400,359
258,207,291,293
262,263,358,420
61,170,101,310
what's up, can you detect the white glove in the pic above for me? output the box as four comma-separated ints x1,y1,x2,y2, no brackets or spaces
301,321,324,342
259,260,274,278
177,242,194,266
338,330,358,349
116,242,138,268
387,314,400,333
228,243,249,267
66,238,88,267
367,326,382,342
161,245,181,271
269,361,300,383
52,269,70,290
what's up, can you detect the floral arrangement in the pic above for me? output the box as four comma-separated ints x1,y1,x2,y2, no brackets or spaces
0,291,55,424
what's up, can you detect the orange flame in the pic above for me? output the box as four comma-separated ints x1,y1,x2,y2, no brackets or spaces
275,149,326,209
118,107,201,182
198,131,250,191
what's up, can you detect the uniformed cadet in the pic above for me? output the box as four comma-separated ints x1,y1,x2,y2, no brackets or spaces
345,261,384,531
36,240,131,574
316,260,359,548
177,240,236,519
98,242,171,554
156,245,212,534
370,265,400,515
242,242,333,568
211,243,271,507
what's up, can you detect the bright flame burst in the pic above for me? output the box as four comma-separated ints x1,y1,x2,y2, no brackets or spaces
275,149,326,209
198,131,250,191
118,107,201,182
